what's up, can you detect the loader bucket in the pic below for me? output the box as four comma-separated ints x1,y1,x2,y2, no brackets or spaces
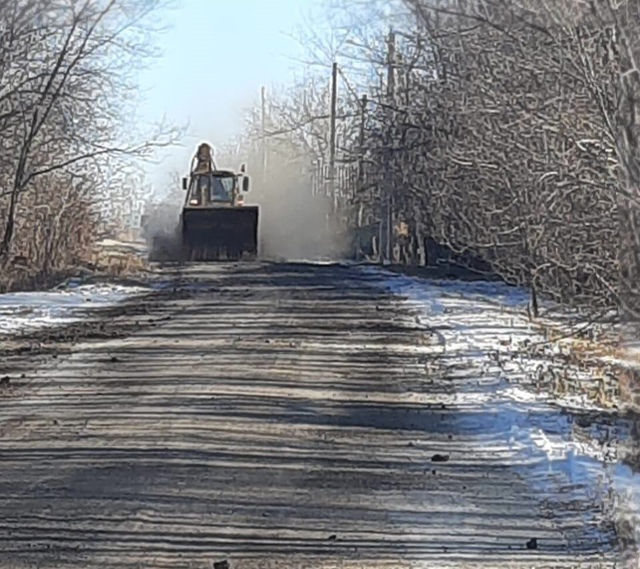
181,206,259,261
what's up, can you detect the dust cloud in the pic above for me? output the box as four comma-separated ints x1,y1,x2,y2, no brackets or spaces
141,198,183,260
249,165,350,263
141,158,352,263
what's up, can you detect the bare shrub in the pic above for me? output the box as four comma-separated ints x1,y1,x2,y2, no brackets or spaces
0,0,174,290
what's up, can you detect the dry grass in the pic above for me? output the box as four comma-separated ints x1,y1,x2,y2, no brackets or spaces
0,175,96,292
90,243,149,277
0,174,148,292
530,318,640,411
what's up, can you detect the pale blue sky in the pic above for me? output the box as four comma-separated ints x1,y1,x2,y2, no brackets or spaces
138,0,316,194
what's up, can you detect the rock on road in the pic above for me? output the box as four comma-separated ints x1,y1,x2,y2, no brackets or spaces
0,263,618,568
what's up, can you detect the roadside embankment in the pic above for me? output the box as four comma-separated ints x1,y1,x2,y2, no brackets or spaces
370,263,640,414
0,237,150,294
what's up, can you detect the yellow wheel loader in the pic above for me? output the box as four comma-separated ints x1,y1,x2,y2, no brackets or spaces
178,143,259,261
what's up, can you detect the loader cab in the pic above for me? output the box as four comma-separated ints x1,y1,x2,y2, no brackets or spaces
184,171,238,207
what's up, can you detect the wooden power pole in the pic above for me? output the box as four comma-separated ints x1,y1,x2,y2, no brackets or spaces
380,30,396,264
261,85,267,186
357,94,368,228
329,62,338,212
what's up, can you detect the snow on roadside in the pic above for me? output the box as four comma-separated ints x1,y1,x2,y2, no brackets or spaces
362,266,621,461
363,266,640,561
0,279,149,336
363,267,609,412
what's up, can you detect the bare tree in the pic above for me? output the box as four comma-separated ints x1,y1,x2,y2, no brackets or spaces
333,0,628,316
220,0,638,321
0,0,176,288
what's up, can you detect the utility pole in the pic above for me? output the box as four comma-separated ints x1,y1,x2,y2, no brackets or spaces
329,62,338,213
358,94,367,184
386,31,396,264
380,30,396,264
260,85,267,186
357,94,368,228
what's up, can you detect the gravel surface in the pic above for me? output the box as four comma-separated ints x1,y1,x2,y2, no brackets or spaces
0,262,626,568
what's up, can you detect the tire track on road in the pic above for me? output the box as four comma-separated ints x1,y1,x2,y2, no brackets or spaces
0,263,618,568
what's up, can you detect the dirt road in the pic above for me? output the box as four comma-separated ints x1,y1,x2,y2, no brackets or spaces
0,263,622,568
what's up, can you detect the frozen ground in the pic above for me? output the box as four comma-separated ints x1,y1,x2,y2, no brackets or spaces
0,278,148,336
367,268,610,410
2,262,640,566
368,267,640,565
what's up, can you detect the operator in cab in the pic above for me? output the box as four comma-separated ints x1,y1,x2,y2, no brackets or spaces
209,176,231,202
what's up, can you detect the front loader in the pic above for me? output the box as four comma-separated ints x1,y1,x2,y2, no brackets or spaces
179,143,259,261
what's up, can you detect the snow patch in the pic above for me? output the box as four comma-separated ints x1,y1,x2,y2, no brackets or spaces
0,281,148,335
366,267,608,413
365,266,630,550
